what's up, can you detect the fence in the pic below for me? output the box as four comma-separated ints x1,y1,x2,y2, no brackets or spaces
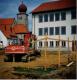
30,34,77,69
4,35,76,70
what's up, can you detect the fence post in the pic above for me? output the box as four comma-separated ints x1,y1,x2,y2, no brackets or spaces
58,35,61,68
44,33,48,71
68,37,70,63
73,35,76,61
74,35,76,52
13,54,15,62
28,55,30,69
68,37,70,51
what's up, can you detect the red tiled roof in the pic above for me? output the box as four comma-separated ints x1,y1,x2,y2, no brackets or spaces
0,18,16,38
0,25,16,38
32,0,76,13
0,18,15,25
13,24,28,34
0,18,29,38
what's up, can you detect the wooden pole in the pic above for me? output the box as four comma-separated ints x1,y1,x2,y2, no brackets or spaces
28,55,30,69
28,50,31,69
44,33,48,71
13,54,15,62
68,37,70,51
68,37,70,63
58,35,60,68
74,35,75,52
73,35,76,61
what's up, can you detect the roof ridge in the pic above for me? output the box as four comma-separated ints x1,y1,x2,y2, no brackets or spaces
0,18,15,19
32,0,76,13
42,0,60,4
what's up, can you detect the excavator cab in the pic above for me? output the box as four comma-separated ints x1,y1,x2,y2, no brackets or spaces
24,32,36,49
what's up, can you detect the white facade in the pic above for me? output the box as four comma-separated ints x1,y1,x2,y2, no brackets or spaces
0,31,8,47
32,10,77,51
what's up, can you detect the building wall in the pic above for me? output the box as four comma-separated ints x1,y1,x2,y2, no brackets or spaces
32,10,77,51
0,31,8,47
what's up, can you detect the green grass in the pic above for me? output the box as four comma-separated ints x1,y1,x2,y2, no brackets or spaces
13,67,56,75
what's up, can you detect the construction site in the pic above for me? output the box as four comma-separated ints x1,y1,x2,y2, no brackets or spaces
0,0,76,79
0,35,76,79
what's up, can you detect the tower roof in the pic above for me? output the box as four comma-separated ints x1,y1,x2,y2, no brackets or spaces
13,24,28,34
18,1,27,13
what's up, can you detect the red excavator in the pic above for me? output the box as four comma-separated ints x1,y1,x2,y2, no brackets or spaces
4,32,40,62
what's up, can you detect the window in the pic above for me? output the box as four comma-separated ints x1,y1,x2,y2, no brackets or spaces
44,14,48,22
49,27,54,35
55,12,60,21
71,25,77,34
61,26,66,35
39,28,43,36
44,27,48,35
49,13,54,21
39,41,42,47
55,27,60,35
56,41,59,47
61,11,66,20
12,39,18,45
71,9,76,19
50,41,54,47
62,41,66,47
39,15,43,22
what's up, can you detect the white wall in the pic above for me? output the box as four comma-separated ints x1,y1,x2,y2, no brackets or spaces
32,10,77,51
0,31,8,47
17,14,28,26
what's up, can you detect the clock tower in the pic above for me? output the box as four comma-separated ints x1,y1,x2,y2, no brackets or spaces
17,1,28,26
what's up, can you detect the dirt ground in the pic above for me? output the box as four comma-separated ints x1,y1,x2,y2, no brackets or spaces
0,50,76,79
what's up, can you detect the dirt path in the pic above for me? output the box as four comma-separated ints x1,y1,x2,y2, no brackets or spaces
0,50,76,79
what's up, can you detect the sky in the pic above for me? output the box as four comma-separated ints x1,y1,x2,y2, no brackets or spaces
0,0,58,31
